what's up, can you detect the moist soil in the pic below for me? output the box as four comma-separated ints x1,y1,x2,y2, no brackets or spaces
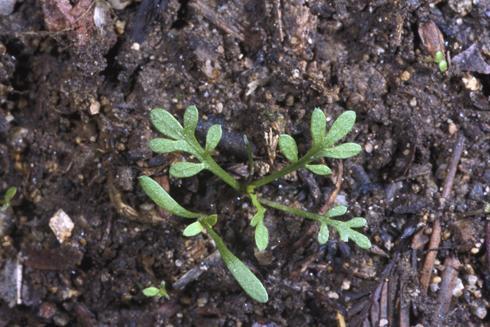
1,1,490,326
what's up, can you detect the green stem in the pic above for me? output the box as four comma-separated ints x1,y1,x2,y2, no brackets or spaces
204,155,242,192
258,198,322,221
248,146,320,189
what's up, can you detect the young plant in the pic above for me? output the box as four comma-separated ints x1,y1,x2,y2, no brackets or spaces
139,105,371,303
142,281,169,299
0,187,16,211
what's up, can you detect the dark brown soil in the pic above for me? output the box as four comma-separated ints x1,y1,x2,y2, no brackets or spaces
1,0,490,326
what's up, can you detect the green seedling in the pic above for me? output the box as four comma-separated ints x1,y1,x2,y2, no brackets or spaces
0,187,17,211
434,51,448,73
142,281,169,299
140,105,371,303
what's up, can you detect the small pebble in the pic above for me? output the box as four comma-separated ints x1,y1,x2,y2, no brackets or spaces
115,20,126,35
89,100,100,115
452,278,464,297
49,209,75,244
400,70,411,81
448,0,472,16
448,122,458,135
327,291,339,299
462,74,481,91
472,305,487,319
341,279,351,290
131,42,140,51
0,0,16,15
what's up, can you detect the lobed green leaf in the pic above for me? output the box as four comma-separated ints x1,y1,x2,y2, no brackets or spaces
319,143,362,159
170,162,206,178
305,164,332,176
278,134,298,162
324,111,356,147
327,205,347,218
317,222,330,244
346,217,367,228
138,176,199,218
335,223,371,249
183,221,204,237
184,105,199,136
311,108,327,146
255,222,269,251
207,227,269,303
205,125,222,152
150,109,184,140
149,138,194,154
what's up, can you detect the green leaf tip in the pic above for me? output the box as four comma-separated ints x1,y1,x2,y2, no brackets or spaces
142,287,160,297
183,221,204,237
335,218,371,249
320,142,362,159
306,164,332,176
138,176,199,218
207,227,268,303
255,222,269,251
150,108,184,140
318,222,329,244
183,105,199,136
311,108,327,146
170,162,206,178
205,124,222,152
324,111,356,147
149,138,194,154
278,134,298,162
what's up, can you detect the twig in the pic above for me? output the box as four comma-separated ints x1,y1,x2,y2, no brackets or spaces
486,222,490,276
399,279,410,327
189,0,245,41
440,133,465,207
273,0,284,43
320,161,344,214
435,257,461,322
173,251,221,290
419,218,441,295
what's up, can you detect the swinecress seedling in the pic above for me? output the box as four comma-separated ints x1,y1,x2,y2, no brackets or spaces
139,106,370,303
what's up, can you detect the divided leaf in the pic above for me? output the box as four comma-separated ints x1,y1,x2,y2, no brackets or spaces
335,218,371,249
311,108,327,146
327,205,347,218
138,176,199,218
324,111,356,146
319,143,362,159
150,109,184,140
205,124,222,152
278,134,298,162
317,222,329,244
183,221,203,237
149,138,194,154
306,164,332,176
206,227,269,303
255,222,269,251
183,105,199,136
170,162,206,178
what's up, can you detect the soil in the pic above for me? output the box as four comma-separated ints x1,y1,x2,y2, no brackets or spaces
1,0,490,326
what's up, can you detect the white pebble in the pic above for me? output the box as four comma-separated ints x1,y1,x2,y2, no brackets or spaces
49,209,74,244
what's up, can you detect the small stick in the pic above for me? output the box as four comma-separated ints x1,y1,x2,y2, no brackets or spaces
379,279,389,326
419,218,441,295
173,251,221,290
320,161,344,214
273,0,284,43
435,257,461,322
440,133,465,207
399,280,410,327
486,222,490,276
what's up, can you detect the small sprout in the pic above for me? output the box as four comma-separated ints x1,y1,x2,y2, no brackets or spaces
140,105,370,303
418,21,448,73
0,187,17,211
142,281,169,299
